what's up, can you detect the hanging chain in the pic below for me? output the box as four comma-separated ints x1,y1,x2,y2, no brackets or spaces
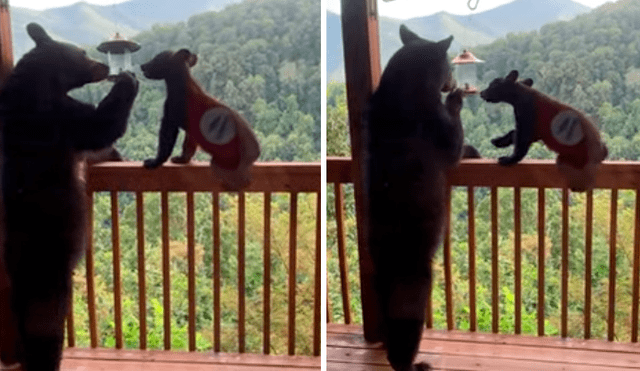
468,0,479,11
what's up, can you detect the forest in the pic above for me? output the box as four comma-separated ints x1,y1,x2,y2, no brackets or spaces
327,0,640,341
63,0,320,355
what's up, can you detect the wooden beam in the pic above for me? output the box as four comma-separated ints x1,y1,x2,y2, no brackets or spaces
87,161,320,193
328,158,640,190
340,0,382,342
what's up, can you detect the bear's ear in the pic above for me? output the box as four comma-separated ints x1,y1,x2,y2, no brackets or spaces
26,23,52,47
176,49,198,67
521,78,533,87
506,70,519,82
438,35,454,51
399,25,421,45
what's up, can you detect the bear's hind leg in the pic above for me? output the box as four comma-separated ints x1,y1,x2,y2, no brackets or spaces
13,279,70,371
171,133,198,164
386,318,428,371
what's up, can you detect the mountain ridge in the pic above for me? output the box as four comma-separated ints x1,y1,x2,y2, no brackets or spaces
9,0,242,59
327,0,591,82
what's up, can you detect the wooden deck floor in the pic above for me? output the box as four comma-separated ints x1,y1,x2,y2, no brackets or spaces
59,348,320,371
327,323,640,371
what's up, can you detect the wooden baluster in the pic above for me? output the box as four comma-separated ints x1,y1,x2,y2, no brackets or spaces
161,192,171,350
444,186,454,330
561,188,569,338
66,291,75,347
538,188,545,337
86,192,98,348
314,192,321,356
468,187,477,332
327,293,333,324
263,192,272,354
288,192,298,355
514,187,522,335
632,189,640,343
136,191,147,350
585,190,593,340
111,191,123,349
334,183,352,324
608,189,618,341
238,192,246,353
213,192,221,352
187,192,196,351
491,187,499,334
426,289,433,329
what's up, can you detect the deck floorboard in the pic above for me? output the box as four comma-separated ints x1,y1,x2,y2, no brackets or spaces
328,323,640,371
58,347,320,371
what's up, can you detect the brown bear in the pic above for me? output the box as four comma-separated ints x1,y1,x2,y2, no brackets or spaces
480,70,608,191
140,49,260,191
0,23,138,370
365,25,476,371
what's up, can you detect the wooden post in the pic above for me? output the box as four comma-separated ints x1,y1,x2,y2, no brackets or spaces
0,0,16,365
0,0,12,85
340,0,382,342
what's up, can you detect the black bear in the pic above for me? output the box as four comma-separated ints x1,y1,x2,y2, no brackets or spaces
140,49,260,191
480,70,608,191
0,23,138,370
365,25,476,371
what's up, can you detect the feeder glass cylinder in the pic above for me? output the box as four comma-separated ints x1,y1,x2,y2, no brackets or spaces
105,50,133,75
451,50,484,94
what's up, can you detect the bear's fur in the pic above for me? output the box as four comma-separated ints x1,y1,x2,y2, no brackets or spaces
140,49,260,191
365,25,476,371
480,70,608,191
0,23,138,370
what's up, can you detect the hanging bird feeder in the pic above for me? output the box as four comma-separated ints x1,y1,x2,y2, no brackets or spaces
451,49,484,94
97,32,140,76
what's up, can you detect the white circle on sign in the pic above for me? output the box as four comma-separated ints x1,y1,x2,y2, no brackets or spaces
551,110,583,146
200,107,237,145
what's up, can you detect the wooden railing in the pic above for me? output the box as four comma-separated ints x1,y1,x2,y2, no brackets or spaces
327,157,640,342
66,161,321,356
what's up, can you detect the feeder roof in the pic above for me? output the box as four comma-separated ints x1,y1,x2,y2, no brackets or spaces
97,33,140,54
452,50,484,65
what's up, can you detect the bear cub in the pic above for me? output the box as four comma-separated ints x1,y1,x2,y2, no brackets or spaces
140,49,260,191
480,70,608,191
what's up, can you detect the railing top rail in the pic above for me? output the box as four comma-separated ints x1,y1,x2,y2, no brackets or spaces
327,157,640,189
88,161,321,193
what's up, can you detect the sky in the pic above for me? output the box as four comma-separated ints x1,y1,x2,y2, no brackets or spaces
8,0,128,10
327,0,620,19
8,0,619,14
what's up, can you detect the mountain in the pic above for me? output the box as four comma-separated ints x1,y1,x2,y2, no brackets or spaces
327,0,590,82
8,0,241,59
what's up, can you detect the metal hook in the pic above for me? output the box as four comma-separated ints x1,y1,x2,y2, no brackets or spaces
468,0,479,11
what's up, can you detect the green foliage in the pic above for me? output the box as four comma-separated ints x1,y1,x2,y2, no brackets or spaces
65,0,320,356
326,0,640,341
71,191,318,355
71,0,320,162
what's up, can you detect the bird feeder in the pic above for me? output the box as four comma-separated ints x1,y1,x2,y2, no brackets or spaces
97,32,140,76
451,49,484,94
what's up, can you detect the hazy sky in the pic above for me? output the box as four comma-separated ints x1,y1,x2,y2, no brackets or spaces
327,0,620,19
8,0,620,15
8,0,128,10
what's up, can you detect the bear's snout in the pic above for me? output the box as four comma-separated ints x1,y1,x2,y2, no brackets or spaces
140,62,160,80
479,89,497,103
92,63,110,82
